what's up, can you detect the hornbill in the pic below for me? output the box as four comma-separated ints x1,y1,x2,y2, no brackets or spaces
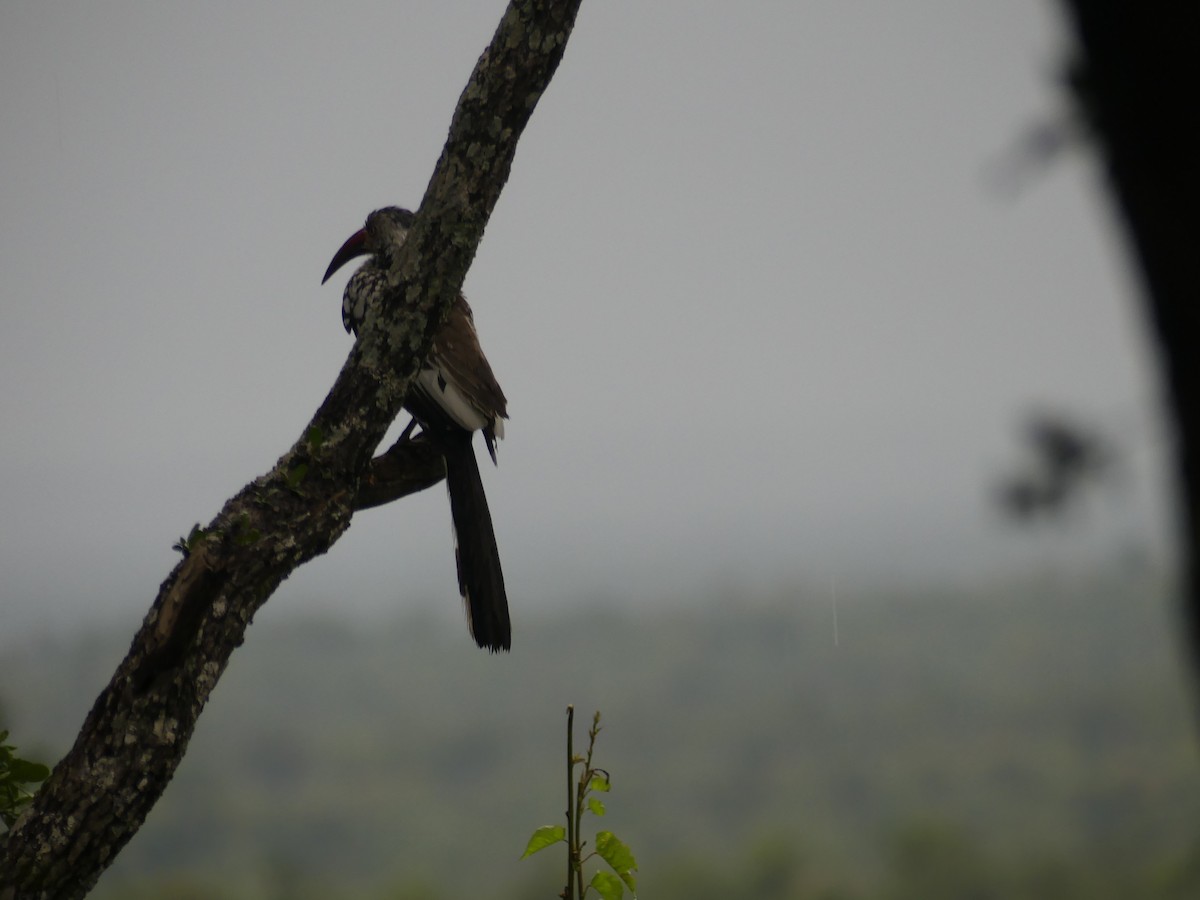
323,206,511,652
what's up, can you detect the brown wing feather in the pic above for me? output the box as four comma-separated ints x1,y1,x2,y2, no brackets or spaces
429,296,508,422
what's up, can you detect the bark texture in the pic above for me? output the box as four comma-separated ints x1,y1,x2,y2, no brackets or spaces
1058,2,1200,683
0,2,583,896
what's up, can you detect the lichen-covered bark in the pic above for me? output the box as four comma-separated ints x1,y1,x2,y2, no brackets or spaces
1058,2,1200,685
0,2,583,897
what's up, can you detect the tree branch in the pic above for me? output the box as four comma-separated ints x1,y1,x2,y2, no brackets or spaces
1057,2,1200,685
0,2,583,896
356,433,447,511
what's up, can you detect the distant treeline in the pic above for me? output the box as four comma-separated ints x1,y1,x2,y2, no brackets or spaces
2,572,1198,899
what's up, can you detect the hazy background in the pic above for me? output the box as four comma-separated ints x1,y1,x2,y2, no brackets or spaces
0,5,1169,629
2,6,1196,898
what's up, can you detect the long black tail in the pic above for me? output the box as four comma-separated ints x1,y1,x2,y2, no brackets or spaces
441,430,511,651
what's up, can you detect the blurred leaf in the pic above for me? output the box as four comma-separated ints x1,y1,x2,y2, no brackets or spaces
520,824,565,859
8,759,50,783
590,775,610,793
596,831,637,892
588,797,606,817
589,870,624,900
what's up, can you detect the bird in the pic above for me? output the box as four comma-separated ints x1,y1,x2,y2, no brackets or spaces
322,206,511,652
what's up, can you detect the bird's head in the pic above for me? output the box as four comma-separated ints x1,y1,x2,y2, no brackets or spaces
322,206,416,284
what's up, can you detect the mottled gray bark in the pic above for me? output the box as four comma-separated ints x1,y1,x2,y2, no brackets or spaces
1058,2,1200,685
0,2,583,897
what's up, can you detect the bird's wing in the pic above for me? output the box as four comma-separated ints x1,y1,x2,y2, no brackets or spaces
426,296,508,424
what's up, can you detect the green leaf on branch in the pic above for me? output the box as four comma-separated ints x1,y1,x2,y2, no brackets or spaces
596,831,638,892
172,523,206,556
7,758,50,783
1,730,50,829
587,797,606,817
589,774,610,793
520,824,566,859
590,870,625,900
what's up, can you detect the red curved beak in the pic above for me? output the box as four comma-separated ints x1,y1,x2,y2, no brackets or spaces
321,229,370,284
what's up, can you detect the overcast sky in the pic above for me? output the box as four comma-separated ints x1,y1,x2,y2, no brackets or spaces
0,2,1169,635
